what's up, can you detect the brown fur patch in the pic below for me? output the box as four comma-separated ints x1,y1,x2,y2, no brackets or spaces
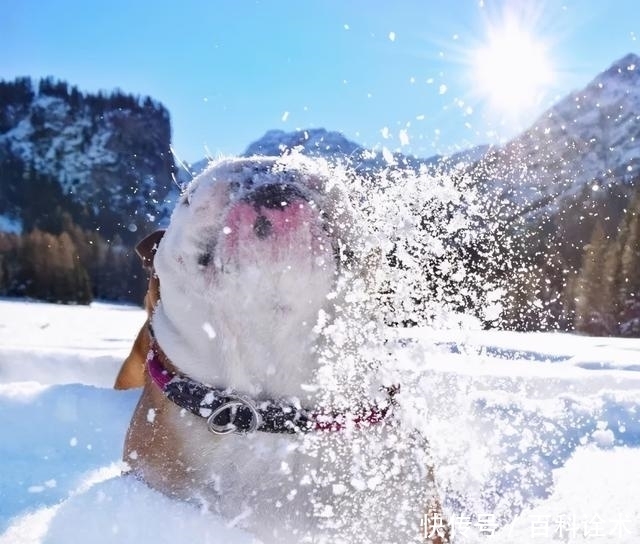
113,230,164,390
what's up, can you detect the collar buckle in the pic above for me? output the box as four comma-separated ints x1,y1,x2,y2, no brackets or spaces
206,395,262,435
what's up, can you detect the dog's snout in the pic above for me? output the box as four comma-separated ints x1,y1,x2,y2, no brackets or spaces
222,180,320,247
247,183,307,210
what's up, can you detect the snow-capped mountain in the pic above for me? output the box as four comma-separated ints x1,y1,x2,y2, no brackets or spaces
459,53,640,333
5,53,640,244
468,53,640,223
169,50,640,225
244,128,361,157
172,128,438,190
171,130,490,212
0,78,175,240
2,55,640,312
242,127,448,174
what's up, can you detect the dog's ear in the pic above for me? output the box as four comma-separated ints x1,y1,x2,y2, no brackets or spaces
136,230,165,270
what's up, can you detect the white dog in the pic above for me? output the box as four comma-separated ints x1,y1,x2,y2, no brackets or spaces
121,155,449,543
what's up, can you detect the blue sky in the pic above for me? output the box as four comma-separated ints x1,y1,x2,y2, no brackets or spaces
2,0,640,162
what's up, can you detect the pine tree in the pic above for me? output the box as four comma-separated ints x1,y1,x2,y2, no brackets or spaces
574,221,616,335
560,271,579,330
603,239,623,332
618,194,640,336
0,253,6,292
501,264,543,331
17,229,92,304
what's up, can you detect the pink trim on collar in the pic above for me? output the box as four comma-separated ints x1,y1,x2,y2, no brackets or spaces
146,348,174,390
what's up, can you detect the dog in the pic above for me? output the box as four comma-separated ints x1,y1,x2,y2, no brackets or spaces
116,155,450,543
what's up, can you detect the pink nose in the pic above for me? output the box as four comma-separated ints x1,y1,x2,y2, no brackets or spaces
228,199,313,236
221,195,322,257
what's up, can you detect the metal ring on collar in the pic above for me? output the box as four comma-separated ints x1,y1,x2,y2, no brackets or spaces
206,396,261,435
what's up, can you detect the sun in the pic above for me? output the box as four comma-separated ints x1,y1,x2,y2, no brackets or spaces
472,16,553,117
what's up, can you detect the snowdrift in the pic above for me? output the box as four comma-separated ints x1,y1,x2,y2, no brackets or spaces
1,299,639,543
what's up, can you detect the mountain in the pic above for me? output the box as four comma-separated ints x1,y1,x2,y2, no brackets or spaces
0,77,176,303
1,55,639,324
469,53,640,229
242,127,433,174
244,128,361,157
0,77,175,241
4,54,639,245
463,53,640,334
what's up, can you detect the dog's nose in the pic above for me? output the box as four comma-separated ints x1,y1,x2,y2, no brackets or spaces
253,215,273,239
246,184,309,240
247,183,307,210
223,183,315,245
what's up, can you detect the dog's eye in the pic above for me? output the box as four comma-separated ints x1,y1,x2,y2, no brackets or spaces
180,191,191,206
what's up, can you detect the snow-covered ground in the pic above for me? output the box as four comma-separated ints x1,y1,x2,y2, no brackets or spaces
0,298,639,543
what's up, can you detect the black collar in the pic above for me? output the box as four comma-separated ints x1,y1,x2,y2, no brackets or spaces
147,343,398,435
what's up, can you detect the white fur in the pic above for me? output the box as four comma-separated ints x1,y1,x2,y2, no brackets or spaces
148,156,439,543
153,156,341,400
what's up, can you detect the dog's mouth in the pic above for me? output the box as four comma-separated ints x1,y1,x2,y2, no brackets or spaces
195,182,340,272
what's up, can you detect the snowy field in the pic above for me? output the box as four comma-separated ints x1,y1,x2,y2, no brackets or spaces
0,298,639,543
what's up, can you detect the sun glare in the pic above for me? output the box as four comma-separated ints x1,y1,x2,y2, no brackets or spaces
472,17,553,117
